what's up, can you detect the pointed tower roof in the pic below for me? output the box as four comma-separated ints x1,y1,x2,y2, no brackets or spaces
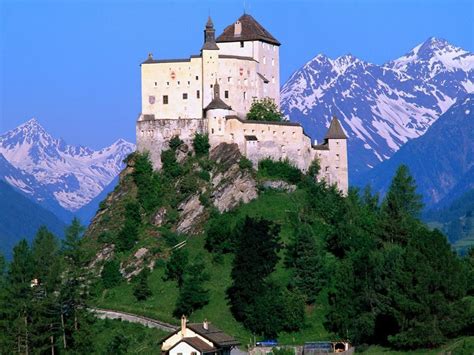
204,81,232,111
216,14,280,46
202,16,219,51
325,117,347,140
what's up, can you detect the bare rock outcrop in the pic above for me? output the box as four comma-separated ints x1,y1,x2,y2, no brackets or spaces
176,194,205,234
120,247,153,280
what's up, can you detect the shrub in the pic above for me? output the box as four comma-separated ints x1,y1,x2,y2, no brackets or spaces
193,133,210,156
258,159,303,184
247,97,284,122
198,170,211,182
239,157,253,171
161,149,183,178
101,259,122,288
169,135,183,151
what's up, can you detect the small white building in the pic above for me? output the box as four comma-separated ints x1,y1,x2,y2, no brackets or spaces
160,316,240,355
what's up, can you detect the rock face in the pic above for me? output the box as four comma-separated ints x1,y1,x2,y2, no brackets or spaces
210,143,258,212
120,247,152,280
177,194,205,234
261,180,297,192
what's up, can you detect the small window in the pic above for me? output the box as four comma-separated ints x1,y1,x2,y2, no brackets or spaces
166,82,170,87
163,95,168,104
187,81,190,85
177,81,180,86
227,77,231,83
211,128,214,134
196,90,200,99
240,41,244,48
210,84,213,88
224,90,229,99
154,82,157,86
336,154,340,161
243,92,247,99
195,75,199,80
183,93,188,100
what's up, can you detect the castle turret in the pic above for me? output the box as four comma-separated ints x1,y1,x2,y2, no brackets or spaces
202,16,220,51
324,117,348,193
202,17,220,113
205,80,232,146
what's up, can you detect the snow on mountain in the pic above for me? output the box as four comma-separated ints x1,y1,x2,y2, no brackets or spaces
0,119,135,211
281,37,474,177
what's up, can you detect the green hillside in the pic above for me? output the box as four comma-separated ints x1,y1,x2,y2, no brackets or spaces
81,139,473,352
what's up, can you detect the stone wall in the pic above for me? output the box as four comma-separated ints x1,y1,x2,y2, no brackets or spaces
136,116,207,169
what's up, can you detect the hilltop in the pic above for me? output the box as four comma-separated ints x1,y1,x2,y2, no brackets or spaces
81,136,472,351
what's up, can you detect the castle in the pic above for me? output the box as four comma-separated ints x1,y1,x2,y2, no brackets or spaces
136,14,348,193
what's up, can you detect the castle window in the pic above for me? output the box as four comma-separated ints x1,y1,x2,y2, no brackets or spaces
212,128,214,134
240,41,244,48
292,132,296,137
183,93,188,100
243,92,247,100
187,81,190,85
177,81,180,86
195,75,199,80
224,90,229,99
210,84,213,88
228,77,232,83
154,82,157,86
166,82,170,87
273,131,276,136
336,154,340,161
196,90,200,99
163,95,169,104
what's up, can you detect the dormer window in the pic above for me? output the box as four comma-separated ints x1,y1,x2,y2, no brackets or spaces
240,41,244,48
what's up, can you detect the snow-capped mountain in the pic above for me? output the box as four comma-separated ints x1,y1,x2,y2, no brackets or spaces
281,37,474,177
0,119,135,211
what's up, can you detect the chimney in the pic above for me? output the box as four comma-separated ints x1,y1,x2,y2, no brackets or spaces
203,319,209,330
181,315,187,336
234,21,242,37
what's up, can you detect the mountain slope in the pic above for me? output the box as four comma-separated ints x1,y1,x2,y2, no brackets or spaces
281,37,474,177
354,94,474,207
0,119,135,211
0,179,66,259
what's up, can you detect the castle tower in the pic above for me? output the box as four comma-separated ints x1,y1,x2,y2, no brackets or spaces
205,80,232,146
216,14,281,111
323,117,348,193
201,16,220,112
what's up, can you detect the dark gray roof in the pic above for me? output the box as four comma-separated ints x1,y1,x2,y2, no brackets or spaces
218,54,257,62
187,323,240,348
205,97,232,111
257,73,269,83
245,135,258,141
202,42,220,50
313,144,329,151
325,117,347,140
142,54,201,65
226,115,299,127
141,114,155,121
216,14,280,46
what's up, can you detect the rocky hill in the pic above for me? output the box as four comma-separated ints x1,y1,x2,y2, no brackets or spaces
281,37,474,177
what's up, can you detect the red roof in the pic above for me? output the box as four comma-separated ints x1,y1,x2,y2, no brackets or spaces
216,14,280,46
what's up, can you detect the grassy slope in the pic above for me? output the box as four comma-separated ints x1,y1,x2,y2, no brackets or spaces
92,189,333,347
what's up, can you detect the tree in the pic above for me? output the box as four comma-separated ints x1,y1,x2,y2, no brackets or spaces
286,224,327,304
106,333,130,354
193,133,210,156
133,268,152,301
101,259,122,289
227,217,281,327
247,97,284,122
173,258,210,317
133,152,162,212
163,248,189,288
117,201,141,252
381,165,423,244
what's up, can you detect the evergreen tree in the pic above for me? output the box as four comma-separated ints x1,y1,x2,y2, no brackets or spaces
227,217,281,326
173,258,210,317
193,133,210,156
381,165,423,244
133,268,152,301
106,333,130,354
163,248,189,288
117,201,141,252
286,223,327,304
101,259,123,289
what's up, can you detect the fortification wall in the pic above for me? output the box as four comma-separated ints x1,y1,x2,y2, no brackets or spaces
136,116,207,169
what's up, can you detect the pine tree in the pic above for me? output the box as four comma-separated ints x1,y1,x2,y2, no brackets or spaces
173,258,210,317
163,248,189,288
101,259,123,289
381,165,423,244
133,268,152,301
117,201,141,251
227,217,281,324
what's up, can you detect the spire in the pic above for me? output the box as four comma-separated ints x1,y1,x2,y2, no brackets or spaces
202,16,219,51
214,79,220,99
324,116,347,140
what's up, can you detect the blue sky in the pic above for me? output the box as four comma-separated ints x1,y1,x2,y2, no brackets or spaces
1,0,473,148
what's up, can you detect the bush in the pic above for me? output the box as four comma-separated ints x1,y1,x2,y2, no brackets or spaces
179,175,199,195
193,133,210,156
133,268,152,301
161,149,183,178
169,136,183,151
239,157,253,171
258,159,303,184
101,259,122,289
247,97,284,122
